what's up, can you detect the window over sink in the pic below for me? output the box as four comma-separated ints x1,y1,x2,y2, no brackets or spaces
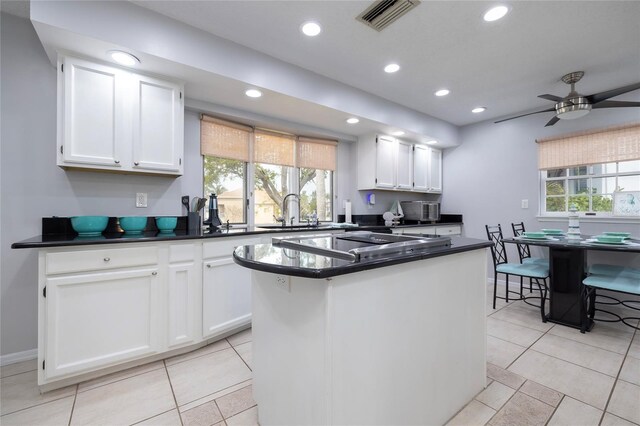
201,115,336,225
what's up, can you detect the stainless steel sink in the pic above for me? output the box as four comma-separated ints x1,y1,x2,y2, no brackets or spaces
272,231,451,262
258,225,324,230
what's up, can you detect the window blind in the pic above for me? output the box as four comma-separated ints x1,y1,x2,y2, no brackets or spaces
297,137,338,171
200,115,251,162
537,123,640,170
254,129,296,167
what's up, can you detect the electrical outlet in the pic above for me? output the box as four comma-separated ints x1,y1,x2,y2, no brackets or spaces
521,199,529,209
274,274,290,292
136,193,148,208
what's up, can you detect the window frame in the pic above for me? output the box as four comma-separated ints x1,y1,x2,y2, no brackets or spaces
298,168,334,222
539,161,640,217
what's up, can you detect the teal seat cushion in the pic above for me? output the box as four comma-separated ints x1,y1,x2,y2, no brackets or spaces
523,257,549,266
583,274,640,295
496,263,549,278
588,264,640,279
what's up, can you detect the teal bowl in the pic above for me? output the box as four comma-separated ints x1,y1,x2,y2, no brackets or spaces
156,216,177,233
119,216,148,234
70,216,109,236
596,235,625,244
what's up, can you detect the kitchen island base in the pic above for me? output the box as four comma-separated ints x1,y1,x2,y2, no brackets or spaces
251,249,487,425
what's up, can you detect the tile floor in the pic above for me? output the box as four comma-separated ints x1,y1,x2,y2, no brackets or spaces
0,284,638,426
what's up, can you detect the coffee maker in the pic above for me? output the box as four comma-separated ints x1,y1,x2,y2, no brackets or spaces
203,193,222,231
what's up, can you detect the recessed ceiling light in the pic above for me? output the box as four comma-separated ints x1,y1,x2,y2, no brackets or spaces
384,63,400,73
346,117,360,124
483,5,509,22
426,140,438,145
472,107,487,113
301,22,321,37
392,131,405,136
245,89,262,98
434,89,450,97
109,50,139,66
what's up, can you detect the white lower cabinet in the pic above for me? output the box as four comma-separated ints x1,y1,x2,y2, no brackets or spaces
43,267,161,380
392,225,462,236
167,243,200,349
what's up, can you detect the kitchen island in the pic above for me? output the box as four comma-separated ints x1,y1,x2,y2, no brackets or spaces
233,232,492,425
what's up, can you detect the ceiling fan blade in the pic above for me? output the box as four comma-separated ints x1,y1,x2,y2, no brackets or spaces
494,107,556,124
538,94,564,102
545,116,560,127
587,82,640,103
592,100,640,109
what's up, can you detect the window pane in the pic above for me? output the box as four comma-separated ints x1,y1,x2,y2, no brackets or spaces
618,175,640,192
590,177,617,194
568,178,589,195
254,163,294,224
568,195,589,211
546,196,565,212
618,160,640,173
203,157,246,223
546,181,565,195
598,162,617,174
592,195,613,212
299,168,333,221
569,166,588,176
546,169,566,178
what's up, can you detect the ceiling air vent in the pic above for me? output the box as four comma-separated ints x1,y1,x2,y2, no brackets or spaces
356,0,421,32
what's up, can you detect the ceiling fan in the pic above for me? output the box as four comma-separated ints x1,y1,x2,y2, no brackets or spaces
495,71,640,127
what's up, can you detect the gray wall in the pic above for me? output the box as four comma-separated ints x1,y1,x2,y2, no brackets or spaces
441,105,640,271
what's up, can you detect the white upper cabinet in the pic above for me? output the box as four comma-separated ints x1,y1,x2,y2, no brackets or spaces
396,141,413,190
413,144,429,192
132,75,183,174
374,136,396,189
358,134,443,193
57,55,184,176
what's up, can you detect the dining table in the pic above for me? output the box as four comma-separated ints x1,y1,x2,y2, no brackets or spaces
502,233,640,330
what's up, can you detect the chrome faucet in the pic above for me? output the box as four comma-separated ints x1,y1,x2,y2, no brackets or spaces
275,193,299,227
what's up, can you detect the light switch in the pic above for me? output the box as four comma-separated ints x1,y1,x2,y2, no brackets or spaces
521,199,529,209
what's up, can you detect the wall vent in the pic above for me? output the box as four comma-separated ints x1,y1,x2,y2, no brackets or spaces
356,0,421,32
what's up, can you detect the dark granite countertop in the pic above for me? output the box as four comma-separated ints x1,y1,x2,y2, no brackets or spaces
11,222,464,249
233,235,491,279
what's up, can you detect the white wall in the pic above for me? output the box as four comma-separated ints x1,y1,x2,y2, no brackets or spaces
442,105,640,271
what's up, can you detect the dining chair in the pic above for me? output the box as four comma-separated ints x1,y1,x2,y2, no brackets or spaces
486,224,550,322
588,264,640,279
581,272,640,332
511,222,549,296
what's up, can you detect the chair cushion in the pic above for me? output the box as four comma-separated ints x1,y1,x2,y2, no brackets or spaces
496,263,549,278
583,274,640,295
523,257,549,266
588,264,640,279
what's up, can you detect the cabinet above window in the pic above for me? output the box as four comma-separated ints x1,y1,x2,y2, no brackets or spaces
357,135,442,193
57,55,185,176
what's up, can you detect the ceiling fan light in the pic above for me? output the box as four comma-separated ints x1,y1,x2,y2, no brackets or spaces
556,98,592,120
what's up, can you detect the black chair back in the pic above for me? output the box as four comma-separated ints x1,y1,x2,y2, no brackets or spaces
486,224,508,268
511,222,532,263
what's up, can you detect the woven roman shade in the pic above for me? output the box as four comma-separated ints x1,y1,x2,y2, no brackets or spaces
200,115,251,161
537,123,640,170
297,137,338,171
254,129,296,167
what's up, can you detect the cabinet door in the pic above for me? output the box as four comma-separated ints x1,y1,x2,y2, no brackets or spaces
396,141,413,189
202,257,252,339
44,267,160,379
413,145,430,192
168,262,198,348
428,148,442,193
131,75,184,174
60,57,126,168
375,136,396,189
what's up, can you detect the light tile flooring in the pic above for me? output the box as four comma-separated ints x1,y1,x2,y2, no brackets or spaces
1,284,638,426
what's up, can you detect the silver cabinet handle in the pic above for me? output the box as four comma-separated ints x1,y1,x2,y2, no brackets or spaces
114,160,120,164
206,264,212,268
103,257,110,262
134,162,139,166
152,271,157,276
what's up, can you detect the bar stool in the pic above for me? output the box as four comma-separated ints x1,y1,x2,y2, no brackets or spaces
486,224,550,321
582,272,640,332
511,222,549,295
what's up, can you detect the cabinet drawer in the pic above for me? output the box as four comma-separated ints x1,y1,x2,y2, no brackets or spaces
435,226,461,236
203,238,261,259
46,246,158,275
169,243,196,263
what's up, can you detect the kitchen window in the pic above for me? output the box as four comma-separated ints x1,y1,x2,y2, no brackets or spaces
200,115,336,225
538,123,640,216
